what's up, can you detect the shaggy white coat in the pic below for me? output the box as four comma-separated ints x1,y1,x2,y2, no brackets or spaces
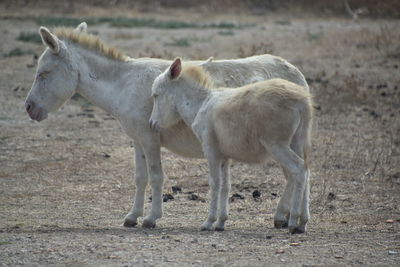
150,58,313,233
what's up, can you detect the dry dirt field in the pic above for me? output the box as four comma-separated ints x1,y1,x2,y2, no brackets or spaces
0,6,399,266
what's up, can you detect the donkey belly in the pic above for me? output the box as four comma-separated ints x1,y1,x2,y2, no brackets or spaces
218,138,269,164
160,121,204,158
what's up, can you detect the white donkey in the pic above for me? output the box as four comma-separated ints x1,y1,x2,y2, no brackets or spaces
25,22,310,230
149,58,313,233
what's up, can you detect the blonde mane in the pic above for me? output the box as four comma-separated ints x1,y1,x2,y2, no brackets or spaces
54,28,129,62
181,64,213,89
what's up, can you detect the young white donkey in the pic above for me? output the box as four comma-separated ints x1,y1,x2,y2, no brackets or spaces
150,58,313,234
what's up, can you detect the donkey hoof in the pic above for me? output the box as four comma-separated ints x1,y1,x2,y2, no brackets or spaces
274,220,288,229
215,226,225,232
288,226,305,234
200,223,214,231
123,219,137,228
142,219,156,229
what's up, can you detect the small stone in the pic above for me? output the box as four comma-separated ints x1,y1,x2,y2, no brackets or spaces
230,193,244,202
108,255,119,259
189,193,199,201
172,186,182,194
327,192,336,201
102,152,111,158
388,250,398,255
252,190,261,199
385,219,394,223
290,242,300,246
266,235,273,239
275,249,285,254
335,255,344,259
163,193,174,202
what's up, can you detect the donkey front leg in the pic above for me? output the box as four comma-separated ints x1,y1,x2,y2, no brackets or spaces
142,141,164,228
201,153,222,231
215,159,231,231
124,142,148,227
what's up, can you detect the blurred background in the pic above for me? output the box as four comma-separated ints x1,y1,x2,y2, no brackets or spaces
1,0,400,18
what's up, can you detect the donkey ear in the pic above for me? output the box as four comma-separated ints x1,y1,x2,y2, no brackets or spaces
39,27,60,54
169,57,182,80
75,22,87,33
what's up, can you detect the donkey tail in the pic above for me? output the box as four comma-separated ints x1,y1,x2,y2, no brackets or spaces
300,98,313,169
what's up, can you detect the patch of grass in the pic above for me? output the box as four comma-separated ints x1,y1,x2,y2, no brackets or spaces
32,15,248,30
17,32,42,44
307,30,324,41
218,30,235,36
238,42,275,57
0,241,12,246
138,47,174,59
275,19,292,25
35,16,87,27
108,17,196,29
374,24,400,58
207,22,239,29
165,38,191,47
4,48,34,57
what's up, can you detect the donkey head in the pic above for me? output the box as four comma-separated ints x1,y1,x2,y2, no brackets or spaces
25,22,87,121
149,57,183,131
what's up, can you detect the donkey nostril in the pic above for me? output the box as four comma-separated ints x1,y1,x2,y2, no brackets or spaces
26,101,34,112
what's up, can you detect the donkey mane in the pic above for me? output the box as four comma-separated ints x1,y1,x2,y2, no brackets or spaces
54,28,129,62
181,64,213,89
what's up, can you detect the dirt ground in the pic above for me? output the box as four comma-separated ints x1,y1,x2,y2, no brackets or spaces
0,6,399,266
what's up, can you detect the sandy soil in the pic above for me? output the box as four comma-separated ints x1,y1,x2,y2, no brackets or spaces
0,8,399,266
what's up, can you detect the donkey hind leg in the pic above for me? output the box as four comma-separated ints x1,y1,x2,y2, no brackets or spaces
141,141,164,228
201,154,222,231
273,166,292,229
262,141,307,234
124,142,148,227
298,172,310,233
215,159,231,231
290,133,310,233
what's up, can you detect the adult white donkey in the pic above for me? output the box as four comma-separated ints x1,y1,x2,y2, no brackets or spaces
25,22,309,229
150,58,313,233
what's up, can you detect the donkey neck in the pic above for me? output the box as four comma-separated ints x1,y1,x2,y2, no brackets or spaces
174,80,211,127
71,43,134,117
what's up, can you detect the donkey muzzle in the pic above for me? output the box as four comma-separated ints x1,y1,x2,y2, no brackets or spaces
25,100,48,122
